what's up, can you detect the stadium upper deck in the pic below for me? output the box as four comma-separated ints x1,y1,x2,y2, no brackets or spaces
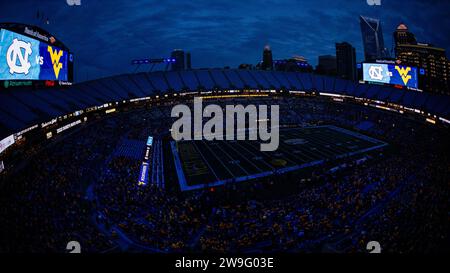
0,69,450,141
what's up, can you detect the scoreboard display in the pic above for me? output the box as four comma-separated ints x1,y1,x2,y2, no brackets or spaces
363,63,419,89
0,28,72,81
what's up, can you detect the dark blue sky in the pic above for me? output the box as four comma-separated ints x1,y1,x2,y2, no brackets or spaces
1,0,449,82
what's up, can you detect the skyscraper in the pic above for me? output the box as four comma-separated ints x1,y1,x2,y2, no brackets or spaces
336,42,357,81
393,24,449,94
393,23,417,49
171,49,185,71
186,52,192,70
360,16,388,61
261,45,273,70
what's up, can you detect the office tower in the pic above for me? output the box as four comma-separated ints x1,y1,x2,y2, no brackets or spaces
261,45,273,70
393,23,449,94
186,52,192,70
171,49,185,71
336,42,357,81
360,16,388,61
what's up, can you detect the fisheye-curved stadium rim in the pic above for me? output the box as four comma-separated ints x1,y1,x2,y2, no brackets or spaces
0,69,449,151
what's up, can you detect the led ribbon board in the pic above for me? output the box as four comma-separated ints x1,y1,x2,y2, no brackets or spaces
363,63,419,89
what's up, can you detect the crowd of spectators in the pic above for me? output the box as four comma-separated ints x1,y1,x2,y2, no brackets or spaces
0,96,448,253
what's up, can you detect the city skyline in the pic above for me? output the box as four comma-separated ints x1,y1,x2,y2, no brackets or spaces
0,0,449,81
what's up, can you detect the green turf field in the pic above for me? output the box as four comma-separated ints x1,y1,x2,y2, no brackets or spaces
171,125,387,191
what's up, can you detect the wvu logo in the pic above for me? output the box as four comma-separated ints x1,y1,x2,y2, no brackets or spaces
395,66,412,86
47,46,63,79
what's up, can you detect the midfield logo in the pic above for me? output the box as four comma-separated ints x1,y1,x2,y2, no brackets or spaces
47,46,64,79
395,66,412,86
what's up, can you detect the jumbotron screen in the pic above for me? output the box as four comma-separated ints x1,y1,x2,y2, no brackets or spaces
363,63,419,89
0,28,69,81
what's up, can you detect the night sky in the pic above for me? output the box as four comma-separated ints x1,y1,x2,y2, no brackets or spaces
1,0,449,82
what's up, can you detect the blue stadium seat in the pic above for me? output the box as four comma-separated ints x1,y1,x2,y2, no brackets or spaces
97,78,130,99
194,70,215,90
0,94,39,125
353,83,369,98
165,71,185,92
209,70,231,89
129,73,156,96
260,71,282,89
411,92,428,109
0,108,27,134
334,79,348,95
284,72,304,90
271,72,293,89
250,71,271,89
147,72,170,92
64,87,101,108
400,90,415,108
297,73,313,91
113,75,147,98
83,80,120,101
375,87,392,101
345,82,358,96
10,90,64,118
322,76,335,93
33,90,75,112
387,88,404,103
365,86,381,100
223,70,245,89
236,70,259,89
179,71,200,91
437,96,450,115
75,83,111,104
2,69,450,140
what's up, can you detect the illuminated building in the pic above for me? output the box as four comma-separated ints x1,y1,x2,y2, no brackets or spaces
393,23,417,48
394,24,449,94
274,55,313,72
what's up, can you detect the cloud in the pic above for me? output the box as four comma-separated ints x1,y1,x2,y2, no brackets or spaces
0,0,448,81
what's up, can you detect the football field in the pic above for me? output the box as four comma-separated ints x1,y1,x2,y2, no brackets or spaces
170,125,387,191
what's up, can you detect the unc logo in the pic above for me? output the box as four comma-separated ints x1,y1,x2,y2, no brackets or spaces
367,241,382,253
66,241,81,253
368,65,384,81
6,39,32,75
66,0,81,6
367,0,381,6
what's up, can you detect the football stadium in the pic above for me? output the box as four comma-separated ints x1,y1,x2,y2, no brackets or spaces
0,1,449,264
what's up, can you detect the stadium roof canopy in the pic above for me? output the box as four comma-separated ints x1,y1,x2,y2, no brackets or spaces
1,69,449,139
